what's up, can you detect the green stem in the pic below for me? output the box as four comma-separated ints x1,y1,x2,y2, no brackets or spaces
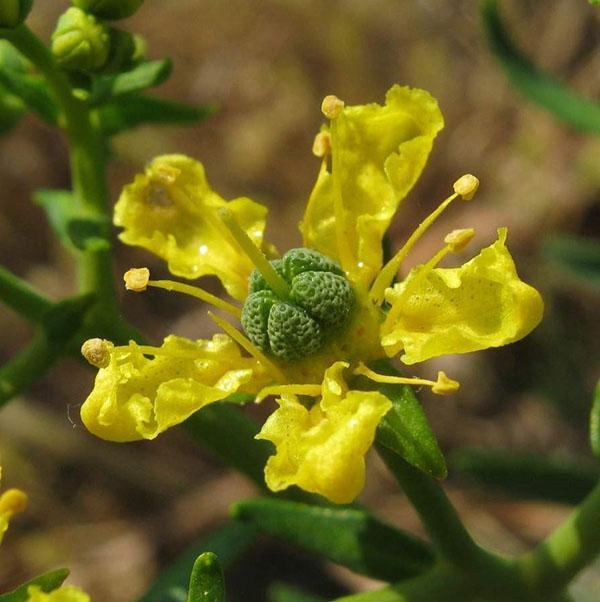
518,479,600,597
0,264,54,322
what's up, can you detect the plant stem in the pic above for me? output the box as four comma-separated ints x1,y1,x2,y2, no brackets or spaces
518,478,600,597
0,264,54,322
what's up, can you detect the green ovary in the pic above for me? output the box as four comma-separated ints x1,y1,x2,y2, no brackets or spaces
241,248,355,361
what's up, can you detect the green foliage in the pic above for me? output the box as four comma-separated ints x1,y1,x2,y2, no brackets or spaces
138,522,255,602
543,236,600,286
452,448,599,505
481,0,600,135
589,380,600,460
0,569,69,601
366,361,447,479
0,0,33,29
232,498,434,582
187,553,225,602
268,584,325,602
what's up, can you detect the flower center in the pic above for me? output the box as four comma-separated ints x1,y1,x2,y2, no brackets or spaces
241,248,355,362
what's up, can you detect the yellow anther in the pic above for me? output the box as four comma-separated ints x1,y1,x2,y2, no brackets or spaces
312,131,331,158
453,174,479,200
154,163,181,185
0,488,28,516
321,95,345,119
255,384,323,404
81,338,111,368
124,267,150,292
444,228,475,253
431,371,460,395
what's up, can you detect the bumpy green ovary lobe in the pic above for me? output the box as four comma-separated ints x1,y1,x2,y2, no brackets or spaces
241,248,355,361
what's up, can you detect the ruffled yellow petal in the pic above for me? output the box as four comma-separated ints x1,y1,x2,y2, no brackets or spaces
114,154,267,301
26,585,90,602
301,85,444,285
0,467,27,545
81,334,268,442
256,362,391,503
381,228,544,364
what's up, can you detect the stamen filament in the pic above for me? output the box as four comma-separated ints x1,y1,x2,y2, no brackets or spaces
207,311,287,383
354,363,459,395
255,384,322,403
369,191,459,305
147,279,242,319
218,208,290,300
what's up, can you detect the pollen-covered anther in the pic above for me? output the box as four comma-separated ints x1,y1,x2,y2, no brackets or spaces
431,371,460,395
81,338,111,368
444,228,475,253
312,131,331,158
453,174,479,201
321,95,345,119
0,488,28,516
124,267,150,292
154,163,181,185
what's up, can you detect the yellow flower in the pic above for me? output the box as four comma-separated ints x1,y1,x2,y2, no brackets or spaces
81,84,544,502
0,466,27,545
26,585,90,602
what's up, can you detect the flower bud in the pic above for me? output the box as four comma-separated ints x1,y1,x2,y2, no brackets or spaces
51,7,109,72
72,0,145,20
0,0,33,29
100,27,136,73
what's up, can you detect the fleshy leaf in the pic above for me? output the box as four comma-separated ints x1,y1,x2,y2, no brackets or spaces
80,334,268,442
232,498,434,582
0,570,69,602
301,85,443,285
268,584,324,602
256,362,391,503
590,380,600,461
381,228,544,364
114,154,267,301
187,553,225,602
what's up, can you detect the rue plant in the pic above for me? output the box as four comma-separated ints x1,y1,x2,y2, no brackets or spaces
0,2,599,602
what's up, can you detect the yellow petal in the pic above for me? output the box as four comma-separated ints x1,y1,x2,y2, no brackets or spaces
301,85,444,285
114,154,267,301
257,362,391,503
0,467,27,545
26,585,90,602
81,334,268,442
381,228,544,364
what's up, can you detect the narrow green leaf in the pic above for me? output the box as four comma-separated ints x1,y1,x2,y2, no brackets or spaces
91,59,172,103
98,95,214,135
590,380,600,460
187,553,224,602
34,189,110,252
0,569,69,601
138,522,256,602
0,263,54,323
452,448,599,505
481,0,600,135
363,361,446,479
0,68,58,125
268,583,325,602
232,498,434,582
543,235,600,286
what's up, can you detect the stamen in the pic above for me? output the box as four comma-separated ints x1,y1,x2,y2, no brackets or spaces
207,311,287,383
124,267,150,291
145,276,243,319
255,384,322,404
0,488,28,517
370,177,478,305
312,131,331,158
218,208,290,300
321,95,345,119
81,338,111,368
354,363,459,396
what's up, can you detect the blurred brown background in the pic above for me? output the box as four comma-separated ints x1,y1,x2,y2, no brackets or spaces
0,0,599,600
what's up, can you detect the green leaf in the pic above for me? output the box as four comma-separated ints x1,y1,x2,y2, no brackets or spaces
98,94,214,135
34,189,110,252
0,569,69,601
268,583,325,602
452,448,599,505
138,522,256,602
590,380,600,460
481,0,600,135
187,553,224,602
0,67,58,124
364,361,446,479
91,58,172,103
232,498,434,582
543,235,600,286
